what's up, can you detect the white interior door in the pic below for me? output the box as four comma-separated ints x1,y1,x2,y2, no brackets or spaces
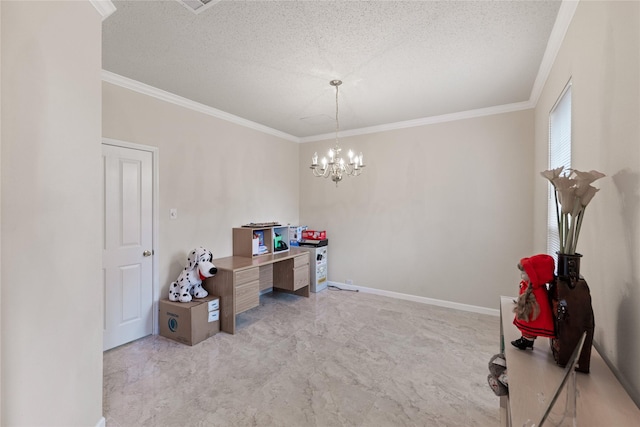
102,144,153,351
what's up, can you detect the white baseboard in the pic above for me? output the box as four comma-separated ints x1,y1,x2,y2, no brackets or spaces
327,281,500,317
96,416,106,427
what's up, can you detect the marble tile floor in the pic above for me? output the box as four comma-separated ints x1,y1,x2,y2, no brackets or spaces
104,289,501,427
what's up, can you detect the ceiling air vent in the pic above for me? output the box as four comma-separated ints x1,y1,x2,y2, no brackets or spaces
175,0,220,15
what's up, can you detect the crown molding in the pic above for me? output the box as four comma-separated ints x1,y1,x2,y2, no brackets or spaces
301,0,579,144
101,70,299,143
529,0,580,106
102,0,578,146
299,100,534,143
102,70,534,144
90,0,116,20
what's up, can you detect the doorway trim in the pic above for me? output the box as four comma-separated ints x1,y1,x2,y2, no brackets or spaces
102,138,160,335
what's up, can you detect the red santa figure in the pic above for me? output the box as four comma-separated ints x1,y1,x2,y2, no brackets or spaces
512,254,556,350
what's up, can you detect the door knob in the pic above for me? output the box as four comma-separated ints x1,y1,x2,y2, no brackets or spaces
143,250,152,257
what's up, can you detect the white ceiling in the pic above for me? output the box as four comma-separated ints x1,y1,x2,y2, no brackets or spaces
102,0,564,140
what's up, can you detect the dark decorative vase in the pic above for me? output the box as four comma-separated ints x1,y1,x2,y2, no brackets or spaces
557,252,582,285
548,252,595,373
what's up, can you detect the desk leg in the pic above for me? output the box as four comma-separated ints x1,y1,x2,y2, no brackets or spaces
204,271,235,334
273,285,310,298
295,285,310,297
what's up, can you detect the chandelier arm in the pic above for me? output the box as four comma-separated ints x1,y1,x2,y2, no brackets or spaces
311,166,329,178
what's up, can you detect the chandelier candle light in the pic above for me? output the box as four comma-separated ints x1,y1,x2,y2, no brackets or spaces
310,80,365,186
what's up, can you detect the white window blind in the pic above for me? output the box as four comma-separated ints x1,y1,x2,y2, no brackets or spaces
547,81,572,257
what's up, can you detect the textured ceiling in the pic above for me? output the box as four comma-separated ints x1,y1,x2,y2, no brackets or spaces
102,0,562,139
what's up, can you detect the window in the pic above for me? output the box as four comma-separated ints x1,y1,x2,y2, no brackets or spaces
547,81,572,256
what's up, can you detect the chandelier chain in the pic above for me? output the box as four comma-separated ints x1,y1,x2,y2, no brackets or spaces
335,82,340,143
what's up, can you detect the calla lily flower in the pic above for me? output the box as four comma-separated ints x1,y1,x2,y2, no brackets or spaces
580,186,599,207
575,181,590,197
573,169,606,185
557,187,576,214
543,168,605,254
541,166,565,184
553,176,573,192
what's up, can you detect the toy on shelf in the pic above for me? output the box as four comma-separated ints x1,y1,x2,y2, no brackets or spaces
512,254,556,350
169,247,217,303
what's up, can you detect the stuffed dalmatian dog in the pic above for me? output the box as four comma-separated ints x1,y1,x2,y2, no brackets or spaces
169,247,217,303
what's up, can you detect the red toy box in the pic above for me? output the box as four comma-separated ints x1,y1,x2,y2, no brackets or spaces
302,230,326,240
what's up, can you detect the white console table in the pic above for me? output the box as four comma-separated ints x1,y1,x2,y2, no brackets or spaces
499,296,639,426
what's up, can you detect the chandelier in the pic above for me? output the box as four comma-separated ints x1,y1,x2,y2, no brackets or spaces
310,80,365,186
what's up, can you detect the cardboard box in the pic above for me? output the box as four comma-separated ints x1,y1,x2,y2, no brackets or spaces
289,225,307,242
159,295,220,346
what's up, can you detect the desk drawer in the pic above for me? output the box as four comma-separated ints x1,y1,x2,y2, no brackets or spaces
259,264,273,291
235,267,259,285
294,253,309,268
293,265,309,291
235,280,259,314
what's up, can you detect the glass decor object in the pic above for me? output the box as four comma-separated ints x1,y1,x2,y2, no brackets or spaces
523,332,587,427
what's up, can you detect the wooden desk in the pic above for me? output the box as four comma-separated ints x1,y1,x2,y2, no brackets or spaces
499,296,639,426
204,249,310,334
